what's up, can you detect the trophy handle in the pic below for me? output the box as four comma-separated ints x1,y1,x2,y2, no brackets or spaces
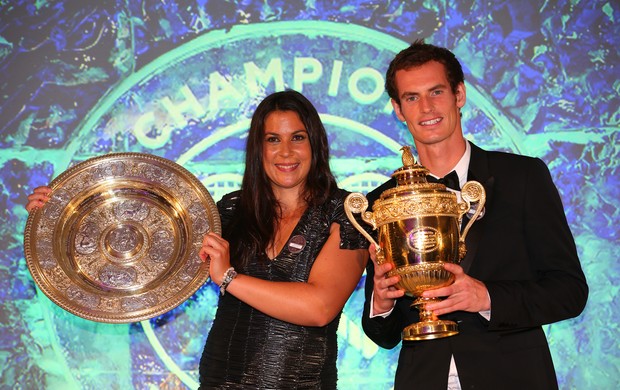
458,181,486,247
344,193,385,263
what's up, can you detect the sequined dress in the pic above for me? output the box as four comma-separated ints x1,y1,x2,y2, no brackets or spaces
198,189,368,389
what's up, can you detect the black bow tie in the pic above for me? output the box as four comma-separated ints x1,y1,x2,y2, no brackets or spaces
426,170,460,191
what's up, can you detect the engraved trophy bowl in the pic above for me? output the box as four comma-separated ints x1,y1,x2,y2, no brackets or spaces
23,153,221,323
345,146,486,341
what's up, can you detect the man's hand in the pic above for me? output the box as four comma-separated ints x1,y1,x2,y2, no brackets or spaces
370,244,405,315
423,263,490,315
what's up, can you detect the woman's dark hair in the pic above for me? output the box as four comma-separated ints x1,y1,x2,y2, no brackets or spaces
225,90,337,267
385,39,465,103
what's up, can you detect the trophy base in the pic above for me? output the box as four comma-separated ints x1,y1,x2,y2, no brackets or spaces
402,320,459,341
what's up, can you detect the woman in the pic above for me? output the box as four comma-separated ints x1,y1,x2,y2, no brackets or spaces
25,90,369,388
198,90,368,388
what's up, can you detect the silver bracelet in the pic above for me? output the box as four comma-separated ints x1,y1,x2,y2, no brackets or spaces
219,267,237,296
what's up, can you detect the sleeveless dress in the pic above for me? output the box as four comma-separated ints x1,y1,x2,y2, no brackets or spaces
198,189,368,389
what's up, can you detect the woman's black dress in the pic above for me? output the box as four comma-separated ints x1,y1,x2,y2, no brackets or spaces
198,189,368,389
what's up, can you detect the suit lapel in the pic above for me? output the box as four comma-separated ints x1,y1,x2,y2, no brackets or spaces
460,143,494,273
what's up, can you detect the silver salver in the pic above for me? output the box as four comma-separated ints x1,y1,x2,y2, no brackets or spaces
23,153,221,323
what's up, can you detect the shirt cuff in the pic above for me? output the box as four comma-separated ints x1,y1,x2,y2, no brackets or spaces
369,291,396,318
478,290,492,321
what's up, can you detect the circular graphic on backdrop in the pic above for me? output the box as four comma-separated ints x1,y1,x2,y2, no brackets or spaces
40,21,528,388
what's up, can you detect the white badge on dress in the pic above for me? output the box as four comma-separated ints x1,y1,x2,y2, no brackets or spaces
288,235,306,253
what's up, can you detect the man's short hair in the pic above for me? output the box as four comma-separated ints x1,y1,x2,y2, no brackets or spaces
385,39,465,103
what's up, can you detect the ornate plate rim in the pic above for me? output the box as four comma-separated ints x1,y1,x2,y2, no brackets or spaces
23,152,221,323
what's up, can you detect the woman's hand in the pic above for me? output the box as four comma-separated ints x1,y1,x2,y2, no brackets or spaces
26,186,52,212
199,232,232,285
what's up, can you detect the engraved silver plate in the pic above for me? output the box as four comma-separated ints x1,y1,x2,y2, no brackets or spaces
23,153,221,323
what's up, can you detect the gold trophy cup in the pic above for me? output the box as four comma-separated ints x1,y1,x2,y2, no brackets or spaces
345,146,486,341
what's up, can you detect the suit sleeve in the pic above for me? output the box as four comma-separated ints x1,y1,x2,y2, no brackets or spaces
361,260,410,349
486,158,588,330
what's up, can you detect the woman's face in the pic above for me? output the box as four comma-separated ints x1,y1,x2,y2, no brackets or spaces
262,110,312,197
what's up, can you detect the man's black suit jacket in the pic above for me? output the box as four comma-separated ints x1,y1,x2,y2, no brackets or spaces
361,142,588,390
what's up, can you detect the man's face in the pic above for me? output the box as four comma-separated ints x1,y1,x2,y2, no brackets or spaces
391,61,466,147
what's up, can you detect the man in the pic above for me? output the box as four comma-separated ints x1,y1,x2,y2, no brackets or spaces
362,40,588,389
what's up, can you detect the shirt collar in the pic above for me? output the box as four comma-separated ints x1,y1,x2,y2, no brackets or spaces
454,139,471,189
426,139,470,190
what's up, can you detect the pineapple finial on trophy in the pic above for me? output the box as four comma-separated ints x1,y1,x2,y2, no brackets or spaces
400,145,416,167
394,146,428,186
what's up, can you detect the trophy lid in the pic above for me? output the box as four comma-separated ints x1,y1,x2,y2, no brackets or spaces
391,146,430,186
376,145,449,203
